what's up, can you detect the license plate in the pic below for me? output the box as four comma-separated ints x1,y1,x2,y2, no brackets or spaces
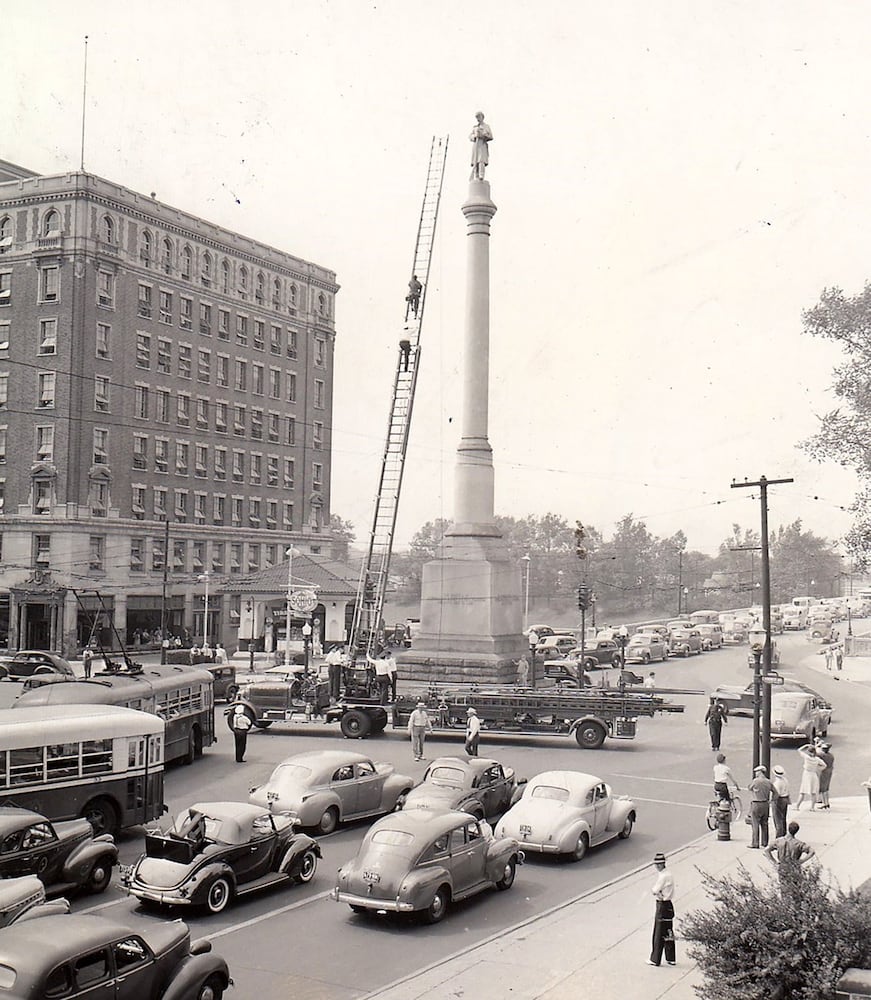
118,864,134,884
267,791,279,801
519,824,532,836
363,870,380,884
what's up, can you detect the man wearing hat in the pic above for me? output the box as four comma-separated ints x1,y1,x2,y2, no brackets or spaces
465,707,481,756
647,852,676,967
407,700,432,761
817,742,834,809
230,702,253,763
748,764,775,848
771,764,791,838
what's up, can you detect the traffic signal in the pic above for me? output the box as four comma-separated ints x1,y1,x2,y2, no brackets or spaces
577,585,594,610
574,521,587,560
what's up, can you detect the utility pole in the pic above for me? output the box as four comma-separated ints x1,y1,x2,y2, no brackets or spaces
731,475,793,774
159,519,170,665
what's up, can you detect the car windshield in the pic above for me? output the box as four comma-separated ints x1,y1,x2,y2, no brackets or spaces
272,763,313,783
371,829,415,847
427,766,465,787
628,637,649,645
530,784,570,802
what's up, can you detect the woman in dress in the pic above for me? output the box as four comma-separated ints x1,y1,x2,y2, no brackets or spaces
795,743,826,810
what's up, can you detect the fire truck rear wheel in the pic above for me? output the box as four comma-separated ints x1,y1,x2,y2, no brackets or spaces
575,721,606,749
341,710,372,739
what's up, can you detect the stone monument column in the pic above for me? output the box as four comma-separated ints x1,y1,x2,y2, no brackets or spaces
400,114,523,684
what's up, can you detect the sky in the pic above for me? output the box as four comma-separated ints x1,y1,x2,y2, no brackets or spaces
6,1,869,557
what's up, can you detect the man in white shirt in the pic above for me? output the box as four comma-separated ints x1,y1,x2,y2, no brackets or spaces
324,645,345,702
712,753,740,803
647,852,676,967
367,652,391,705
465,707,481,756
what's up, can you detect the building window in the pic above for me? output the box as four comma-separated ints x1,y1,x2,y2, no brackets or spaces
284,458,295,489
194,495,207,526
218,309,229,340
270,325,281,354
92,428,108,465
213,496,225,526
130,538,145,572
265,541,277,563
255,272,265,306
0,272,11,306
252,364,264,395
315,339,326,367
253,320,265,351
133,436,147,470
178,344,192,379
154,439,168,473
191,541,205,573
214,447,226,480
155,389,170,424
196,398,209,429
232,451,244,484
180,297,192,330
161,238,173,274
43,210,61,237
94,375,110,412
176,441,189,476
269,368,281,399
89,478,109,516
200,302,212,335
313,462,323,491
0,320,9,349
0,372,6,410
159,290,172,324
286,372,297,403
215,402,228,433
131,485,146,519
136,333,151,368
234,359,247,392
0,425,5,463
37,372,55,408
211,539,224,571
36,425,53,462
201,252,212,287
247,540,260,569
286,416,296,446
33,479,51,515
229,541,242,573
267,412,280,443
220,259,230,295
154,488,168,522
267,456,279,486
313,421,323,449
96,322,110,358
194,443,208,476
97,269,116,309
152,535,167,569
266,502,277,530
197,349,211,382
272,278,282,310
139,230,153,267
101,215,115,244
314,380,325,408
283,502,294,529
251,408,263,440
38,319,57,355
156,338,171,373
0,217,11,252
287,329,298,358
174,492,188,525
41,266,60,303
177,390,191,424
138,284,152,318
181,246,193,280
173,537,187,568
216,355,229,387
231,498,243,528
289,283,298,310
34,533,51,567
236,315,248,346
238,266,248,300
250,453,262,485
89,536,105,571
317,292,328,317
233,405,246,437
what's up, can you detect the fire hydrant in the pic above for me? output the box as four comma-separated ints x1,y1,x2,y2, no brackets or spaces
716,797,732,841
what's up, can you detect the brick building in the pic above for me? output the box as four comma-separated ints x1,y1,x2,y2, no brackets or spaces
0,161,337,655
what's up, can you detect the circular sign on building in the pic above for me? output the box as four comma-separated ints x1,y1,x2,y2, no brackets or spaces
289,589,318,614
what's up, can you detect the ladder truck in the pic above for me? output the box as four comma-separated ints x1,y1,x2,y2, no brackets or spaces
347,136,449,665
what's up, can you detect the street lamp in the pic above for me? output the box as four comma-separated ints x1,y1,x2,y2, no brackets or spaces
521,555,531,631
284,547,300,669
302,620,313,677
617,625,629,670
246,599,255,673
682,586,689,616
197,571,210,648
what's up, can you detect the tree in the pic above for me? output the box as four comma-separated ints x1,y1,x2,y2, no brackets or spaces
801,285,871,565
683,862,871,1000
770,520,842,602
329,514,356,563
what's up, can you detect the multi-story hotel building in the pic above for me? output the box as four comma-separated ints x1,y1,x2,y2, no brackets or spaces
0,159,337,655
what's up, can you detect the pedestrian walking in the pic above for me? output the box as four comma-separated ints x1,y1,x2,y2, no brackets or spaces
704,699,728,750
82,646,93,680
407,701,431,761
817,742,834,809
748,764,774,849
647,852,676,967
324,645,345,702
465,707,481,756
231,704,252,763
795,743,826,810
771,764,791,838
516,655,529,687
824,647,834,671
835,644,844,671
765,820,815,872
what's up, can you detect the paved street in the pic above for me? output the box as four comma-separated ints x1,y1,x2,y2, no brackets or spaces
60,628,871,1000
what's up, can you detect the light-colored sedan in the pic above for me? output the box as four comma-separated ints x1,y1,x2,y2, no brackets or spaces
249,750,413,835
495,771,636,861
624,634,667,664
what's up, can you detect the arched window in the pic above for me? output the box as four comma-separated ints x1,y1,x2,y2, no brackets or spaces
272,277,282,309
317,292,328,316
181,245,193,280
0,217,11,251
289,283,298,308
238,265,248,299
201,251,212,285
161,238,173,273
101,215,115,244
140,229,153,266
255,271,265,304
43,210,61,237
220,259,230,294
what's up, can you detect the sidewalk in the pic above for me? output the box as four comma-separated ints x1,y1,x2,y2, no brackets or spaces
366,797,871,1000
802,646,871,686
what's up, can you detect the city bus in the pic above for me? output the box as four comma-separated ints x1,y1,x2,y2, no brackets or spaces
0,704,165,836
13,663,214,766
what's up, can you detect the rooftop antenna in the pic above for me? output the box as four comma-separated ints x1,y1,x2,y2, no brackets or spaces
79,35,89,171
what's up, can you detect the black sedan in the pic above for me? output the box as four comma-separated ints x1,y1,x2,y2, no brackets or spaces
401,757,525,819
0,650,76,682
0,806,118,897
0,912,231,1000
124,801,320,914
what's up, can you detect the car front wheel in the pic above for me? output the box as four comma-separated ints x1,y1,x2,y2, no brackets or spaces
495,859,516,891
196,974,225,1000
86,856,113,894
205,876,232,914
423,886,450,924
618,815,634,840
293,848,318,884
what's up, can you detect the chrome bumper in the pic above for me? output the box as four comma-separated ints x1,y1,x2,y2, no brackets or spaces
330,888,414,912
129,884,192,906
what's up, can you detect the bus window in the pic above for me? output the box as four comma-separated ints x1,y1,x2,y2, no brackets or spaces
9,748,43,785
47,743,79,781
82,739,113,775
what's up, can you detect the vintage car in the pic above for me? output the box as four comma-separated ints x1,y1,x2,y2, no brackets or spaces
624,634,668,664
0,650,76,683
495,771,636,861
783,607,807,630
208,664,238,703
331,808,523,924
0,806,118,897
232,669,332,730
534,634,577,658
0,912,231,1000
249,750,413,834
696,624,724,650
807,621,838,644
636,624,670,645
0,876,70,927
545,640,622,672
770,692,832,741
124,801,320,914
401,757,525,819
719,617,747,644
668,627,703,657
710,678,833,719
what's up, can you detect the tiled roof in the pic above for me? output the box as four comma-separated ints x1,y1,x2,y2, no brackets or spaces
219,551,358,598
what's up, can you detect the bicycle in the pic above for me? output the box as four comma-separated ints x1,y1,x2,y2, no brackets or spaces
705,793,742,830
